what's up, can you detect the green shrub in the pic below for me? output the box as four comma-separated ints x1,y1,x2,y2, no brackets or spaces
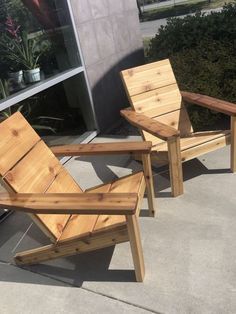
147,3,236,130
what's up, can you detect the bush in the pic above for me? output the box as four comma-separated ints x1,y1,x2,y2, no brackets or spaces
147,3,236,130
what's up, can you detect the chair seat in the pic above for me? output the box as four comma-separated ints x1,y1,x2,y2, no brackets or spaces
58,172,145,243
152,130,230,152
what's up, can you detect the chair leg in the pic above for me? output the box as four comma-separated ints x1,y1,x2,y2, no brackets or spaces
167,137,184,197
126,215,145,282
14,227,129,266
231,116,236,172
142,153,156,217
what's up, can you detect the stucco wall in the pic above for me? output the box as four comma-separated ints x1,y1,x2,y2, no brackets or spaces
70,0,144,131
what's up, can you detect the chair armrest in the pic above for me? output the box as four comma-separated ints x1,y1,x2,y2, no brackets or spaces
181,91,236,116
0,193,138,215
50,142,152,157
120,109,179,141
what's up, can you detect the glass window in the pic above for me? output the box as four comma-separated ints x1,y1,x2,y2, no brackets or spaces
0,72,96,144
0,0,81,101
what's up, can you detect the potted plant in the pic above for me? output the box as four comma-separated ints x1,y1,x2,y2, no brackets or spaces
8,67,24,85
0,79,9,100
20,31,41,83
0,17,24,84
0,17,42,84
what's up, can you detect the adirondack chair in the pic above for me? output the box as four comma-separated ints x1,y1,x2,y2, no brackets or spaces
0,112,156,282
120,59,236,197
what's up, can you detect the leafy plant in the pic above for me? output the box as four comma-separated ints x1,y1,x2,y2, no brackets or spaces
0,101,62,133
0,79,10,99
146,2,236,130
0,17,42,70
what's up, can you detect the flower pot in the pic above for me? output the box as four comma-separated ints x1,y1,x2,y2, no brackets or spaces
8,70,24,84
24,68,41,83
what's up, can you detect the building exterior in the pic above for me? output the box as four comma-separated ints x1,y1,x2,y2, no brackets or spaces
0,0,143,142
70,0,144,131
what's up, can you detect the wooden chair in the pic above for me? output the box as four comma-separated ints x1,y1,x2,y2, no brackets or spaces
0,112,156,282
120,59,236,197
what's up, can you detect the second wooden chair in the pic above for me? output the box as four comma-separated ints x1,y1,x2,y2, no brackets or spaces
120,59,236,197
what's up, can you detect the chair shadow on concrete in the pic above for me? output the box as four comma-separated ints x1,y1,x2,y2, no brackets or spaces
152,158,231,198
25,247,136,287
74,152,230,199
0,212,137,286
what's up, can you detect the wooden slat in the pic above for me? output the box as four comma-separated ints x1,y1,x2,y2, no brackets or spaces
153,130,230,152
53,170,97,243
131,84,182,117
51,141,152,157
91,172,145,234
37,168,83,241
15,227,129,265
143,108,193,147
0,192,139,215
121,109,179,141
180,133,231,162
181,91,236,116
121,59,177,97
231,117,236,172
0,112,40,176
59,214,98,242
154,108,193,136
3,141,62,193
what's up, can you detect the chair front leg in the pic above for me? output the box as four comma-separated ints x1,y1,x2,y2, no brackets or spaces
231,116,236,172
167,136,184,197
126,214,145,282
141,153,156,217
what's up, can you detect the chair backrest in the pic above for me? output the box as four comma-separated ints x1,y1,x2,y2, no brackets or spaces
121,59,193,146
0,112,82,242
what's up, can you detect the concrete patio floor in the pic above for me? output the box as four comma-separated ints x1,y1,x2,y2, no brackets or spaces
0,136,236,314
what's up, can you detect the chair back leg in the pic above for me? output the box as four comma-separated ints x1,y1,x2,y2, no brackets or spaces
126,214,145,282
167,137,184,197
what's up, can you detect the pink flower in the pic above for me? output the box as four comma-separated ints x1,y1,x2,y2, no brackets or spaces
5,16,21,39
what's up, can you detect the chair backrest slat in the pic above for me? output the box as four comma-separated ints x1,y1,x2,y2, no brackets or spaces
121,59,177,97
0,112,40,176
3,140,62,193
121,59,193,144
0,112,82,241
37,168,82,240
131,84,182,117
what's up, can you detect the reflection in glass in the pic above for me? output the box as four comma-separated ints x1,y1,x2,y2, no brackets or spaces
0,0,81,100
0,73,96,140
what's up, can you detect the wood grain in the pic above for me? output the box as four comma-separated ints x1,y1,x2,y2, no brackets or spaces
3,140,62,193
0,112,40,176
126,215,145,282
0,192,139,215
141,154,156,217
130,84,182,118
167,137,184,197
121,59,177,97
152,130,231,152
181,91,236,116
121,109,179,141
51,141,152,157
15,227,129,265
40,168,83,241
